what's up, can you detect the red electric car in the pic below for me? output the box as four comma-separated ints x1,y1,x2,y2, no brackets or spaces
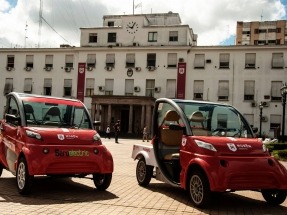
0,92,113,194
132,98,287,208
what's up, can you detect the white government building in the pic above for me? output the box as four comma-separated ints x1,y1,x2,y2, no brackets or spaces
0,12,286,138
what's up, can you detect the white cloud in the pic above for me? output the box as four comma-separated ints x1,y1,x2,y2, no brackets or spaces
0,0,286,48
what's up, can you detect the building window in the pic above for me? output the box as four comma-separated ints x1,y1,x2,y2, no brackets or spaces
272,53,284,69
106,54,115,68
24,78,32,94
65,55,73,68
270,114,281,130
244,80,255,101
105,79,114,95
89,33,97,43
271,81,282,101
126,53,135,68
64,79,72,97
245,53,256,69
44,78,52,96
169,31,178,42
166,79,176,98
45,55,53,68
4,78,13,95
148,32,157,42
147,53,156,67
26,55,34,68
7,55,14,68
194,54,205,69
125,79,134,96
218,80,229,101
243,114,254,128
108,33,116,43
146,79,155,97
219,53,230,69
86,78,94,96
87,54,96,68
167,53,177,68
193,80,204,100
108,21,114,27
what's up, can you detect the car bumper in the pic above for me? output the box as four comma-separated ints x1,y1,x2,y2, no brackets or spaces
23,144,113,176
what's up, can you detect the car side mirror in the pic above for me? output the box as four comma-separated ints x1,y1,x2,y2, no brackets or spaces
5,114,21,126
169,123,186,135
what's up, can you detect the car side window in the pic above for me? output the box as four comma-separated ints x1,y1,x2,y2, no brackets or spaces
7,97,19,117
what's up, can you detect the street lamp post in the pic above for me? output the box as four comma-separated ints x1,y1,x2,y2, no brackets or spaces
280,83,287,143
259,102,263,138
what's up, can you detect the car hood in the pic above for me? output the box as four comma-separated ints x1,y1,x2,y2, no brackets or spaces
26,127,99,145
193,136,266,155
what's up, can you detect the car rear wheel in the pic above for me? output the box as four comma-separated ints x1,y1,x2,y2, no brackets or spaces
262,189,287,205
16,157,34,195
188,170,211,208
93,173,112,191
0,164,3,176
136,157,153,187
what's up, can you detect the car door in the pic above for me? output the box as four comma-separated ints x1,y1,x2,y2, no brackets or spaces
1,96,21,174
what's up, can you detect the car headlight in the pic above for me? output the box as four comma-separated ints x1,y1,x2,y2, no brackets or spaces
26,130,42,140
93,133,101,141
194,139,217,152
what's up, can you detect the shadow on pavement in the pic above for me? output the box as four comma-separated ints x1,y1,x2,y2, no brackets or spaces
0,176,118,204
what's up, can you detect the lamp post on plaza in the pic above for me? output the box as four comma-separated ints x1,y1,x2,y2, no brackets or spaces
280,83,287,143
259,102,263,138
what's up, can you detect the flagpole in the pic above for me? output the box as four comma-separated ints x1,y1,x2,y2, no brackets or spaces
133,0,134,15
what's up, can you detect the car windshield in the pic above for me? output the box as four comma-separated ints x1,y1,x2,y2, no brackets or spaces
22,99,92,129
158,101,253,138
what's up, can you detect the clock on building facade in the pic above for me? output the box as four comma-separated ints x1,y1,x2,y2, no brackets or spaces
126,21,139,34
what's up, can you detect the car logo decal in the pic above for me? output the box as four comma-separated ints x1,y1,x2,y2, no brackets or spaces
57,134,65,140
227,143,237,152
181,138,187,146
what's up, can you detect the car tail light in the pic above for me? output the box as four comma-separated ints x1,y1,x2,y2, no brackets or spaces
26,130,42,140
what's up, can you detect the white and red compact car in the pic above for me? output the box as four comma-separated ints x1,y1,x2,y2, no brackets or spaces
0,92,113,194
132,98,287,208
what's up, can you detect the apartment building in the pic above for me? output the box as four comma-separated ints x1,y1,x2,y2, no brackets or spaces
0,13,286,137
236,20,287,45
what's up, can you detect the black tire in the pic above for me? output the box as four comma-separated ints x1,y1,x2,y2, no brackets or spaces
0,164,3,176
93,173,112,191
16,157,34,195
262,189,287,205
188,170,211,208
136,157,153,187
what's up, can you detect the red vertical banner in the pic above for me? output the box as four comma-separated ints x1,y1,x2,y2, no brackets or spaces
176,62,186,99
77,63,86,102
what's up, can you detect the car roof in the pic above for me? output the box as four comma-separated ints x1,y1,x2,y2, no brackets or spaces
9,92,81,103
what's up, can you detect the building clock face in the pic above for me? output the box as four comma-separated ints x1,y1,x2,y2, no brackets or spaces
126,21,139,34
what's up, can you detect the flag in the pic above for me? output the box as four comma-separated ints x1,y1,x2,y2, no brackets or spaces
135,2,142,9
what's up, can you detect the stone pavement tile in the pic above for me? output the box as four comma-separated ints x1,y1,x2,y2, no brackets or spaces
0,138,286,215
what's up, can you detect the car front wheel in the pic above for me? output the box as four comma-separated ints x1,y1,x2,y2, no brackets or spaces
93,173,112,191
262,189,287,205
136,157,153,187
16,157,34,195
0,164,3,176
188,170,211,208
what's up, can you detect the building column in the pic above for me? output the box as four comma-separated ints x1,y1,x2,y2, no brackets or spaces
128,105,133,133
146,105,152,137
141,105,145,130
107,104,112,125
91,102,96,121
95,104,100,121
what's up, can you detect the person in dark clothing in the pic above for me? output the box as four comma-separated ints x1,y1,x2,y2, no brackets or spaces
114,120,120,143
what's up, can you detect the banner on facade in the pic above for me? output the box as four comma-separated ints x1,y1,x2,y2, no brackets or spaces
77,63,86,102
176,62,186,99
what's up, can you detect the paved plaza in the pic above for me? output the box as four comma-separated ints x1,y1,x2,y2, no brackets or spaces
0,138,286,215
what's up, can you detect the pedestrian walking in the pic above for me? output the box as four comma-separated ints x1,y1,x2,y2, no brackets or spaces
114,120,120,143
105,125,111,139
142,125,149,142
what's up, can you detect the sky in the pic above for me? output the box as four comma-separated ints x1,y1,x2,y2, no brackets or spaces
0,0,286,48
